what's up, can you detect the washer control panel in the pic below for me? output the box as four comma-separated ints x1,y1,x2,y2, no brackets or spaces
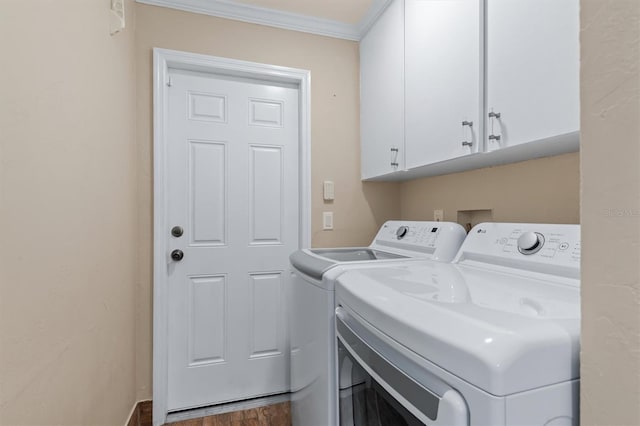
375,221,447,246
454,223,581,276
372,221,467,262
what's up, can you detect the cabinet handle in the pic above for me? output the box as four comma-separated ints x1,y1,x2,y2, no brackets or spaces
390,147,399,168
488,111,501,119
462,121,473,148
488,135,501,141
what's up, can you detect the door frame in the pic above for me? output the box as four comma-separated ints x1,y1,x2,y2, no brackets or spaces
152,48,311,425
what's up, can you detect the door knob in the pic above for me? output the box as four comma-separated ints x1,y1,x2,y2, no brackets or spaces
171,249,184,261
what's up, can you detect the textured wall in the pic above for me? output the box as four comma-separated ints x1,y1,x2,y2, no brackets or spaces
134,3,400,400
0,1,138,425
5,4,628,424
580,0,640,424
400,152,580,225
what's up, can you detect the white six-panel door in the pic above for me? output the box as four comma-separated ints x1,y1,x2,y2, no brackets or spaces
165,70,299,411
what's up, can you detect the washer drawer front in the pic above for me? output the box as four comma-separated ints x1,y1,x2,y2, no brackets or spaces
336,307,469,425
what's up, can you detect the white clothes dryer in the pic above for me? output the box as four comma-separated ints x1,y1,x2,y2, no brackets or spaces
289,221,467,426
336,223,580,426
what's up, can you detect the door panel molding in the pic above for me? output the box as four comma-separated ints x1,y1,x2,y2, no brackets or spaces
153,48,311,426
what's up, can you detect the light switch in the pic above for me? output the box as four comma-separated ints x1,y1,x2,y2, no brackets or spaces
323,181,335,201
323,212,334,230
110,0,126,35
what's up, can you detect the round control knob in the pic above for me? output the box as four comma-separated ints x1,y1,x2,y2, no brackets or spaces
517,232,545,255
396,226,409,240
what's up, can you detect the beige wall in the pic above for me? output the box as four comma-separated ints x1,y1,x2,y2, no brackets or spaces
0,1,138,425
1,2,633,424
400,152,580,225
134,4,400,400
580,0,640,424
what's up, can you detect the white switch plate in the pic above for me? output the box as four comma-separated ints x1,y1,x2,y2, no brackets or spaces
434,209,444,222
323,181,335,201
323,212,334,230
110,0,126,35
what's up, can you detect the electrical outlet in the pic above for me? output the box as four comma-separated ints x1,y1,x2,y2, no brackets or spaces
323,212,334,230
434,209,444,222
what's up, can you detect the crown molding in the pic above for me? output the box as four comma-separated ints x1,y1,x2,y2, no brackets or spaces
357,0,393,37
136,0,392,41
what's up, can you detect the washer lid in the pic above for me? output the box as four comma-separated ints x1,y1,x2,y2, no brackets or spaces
310,248,407,262
290,221,468,280
289,247,407,280
335,262,580,396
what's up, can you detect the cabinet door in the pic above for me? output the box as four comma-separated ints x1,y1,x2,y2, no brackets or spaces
360,0,405,179
486,0,579,151
405,0,482,168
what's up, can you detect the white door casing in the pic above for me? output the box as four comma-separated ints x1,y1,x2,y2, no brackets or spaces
153,49,311,426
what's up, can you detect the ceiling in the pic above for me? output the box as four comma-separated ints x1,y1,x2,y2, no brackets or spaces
231,0,375,25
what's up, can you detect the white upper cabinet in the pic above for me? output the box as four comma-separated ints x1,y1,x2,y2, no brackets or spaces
360,0,405,180
405,0,482,168
360,0,579,180
485,0,579,151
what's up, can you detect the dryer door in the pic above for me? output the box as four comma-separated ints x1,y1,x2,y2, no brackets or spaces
336,308,469,426
338,339,426,426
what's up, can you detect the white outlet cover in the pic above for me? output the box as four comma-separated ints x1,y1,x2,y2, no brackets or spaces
323,212,334,230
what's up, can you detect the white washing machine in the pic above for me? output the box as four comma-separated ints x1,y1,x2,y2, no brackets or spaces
289,221,467,426
336,222,580,425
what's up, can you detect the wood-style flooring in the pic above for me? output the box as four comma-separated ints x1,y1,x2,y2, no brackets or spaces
128,400,153,426
166,402,291,426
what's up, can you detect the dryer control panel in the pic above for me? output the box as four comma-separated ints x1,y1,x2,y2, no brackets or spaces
453,223,580,279
371,221,467,262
